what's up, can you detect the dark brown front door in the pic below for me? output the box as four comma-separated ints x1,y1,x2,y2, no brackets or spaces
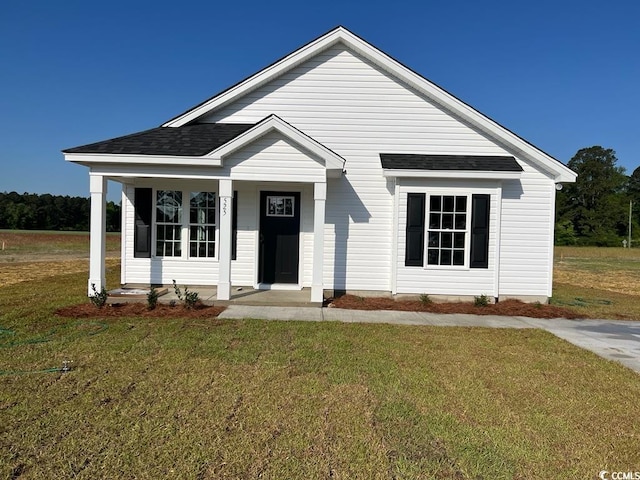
259,191,300,284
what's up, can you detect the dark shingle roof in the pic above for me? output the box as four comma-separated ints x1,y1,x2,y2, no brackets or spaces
379,154,523,172
63,123,256,156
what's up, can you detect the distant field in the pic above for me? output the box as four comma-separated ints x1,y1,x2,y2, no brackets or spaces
1,231,639,319
553,246,640,319
0,230,120,288
0,230,120,258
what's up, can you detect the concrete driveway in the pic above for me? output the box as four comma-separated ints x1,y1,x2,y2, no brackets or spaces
220,306,640,374
523,318,640,373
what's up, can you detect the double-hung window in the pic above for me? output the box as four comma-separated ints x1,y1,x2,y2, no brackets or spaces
427,195,468,266
405,192,490,269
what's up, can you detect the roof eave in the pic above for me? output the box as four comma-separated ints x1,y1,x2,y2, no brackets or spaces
63,152,223,167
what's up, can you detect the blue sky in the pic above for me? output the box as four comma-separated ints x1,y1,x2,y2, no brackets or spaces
1,0,639,202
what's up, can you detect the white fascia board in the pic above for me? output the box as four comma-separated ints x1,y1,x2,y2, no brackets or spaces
382,169,522,180
209,115,345,172
64,153,222,167
163,26,575,182
88,164,229,180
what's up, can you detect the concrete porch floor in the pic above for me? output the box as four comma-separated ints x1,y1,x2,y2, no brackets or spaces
108,286,321,307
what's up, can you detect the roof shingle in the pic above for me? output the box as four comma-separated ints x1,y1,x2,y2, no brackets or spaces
379,154,523,172
63,123,256,156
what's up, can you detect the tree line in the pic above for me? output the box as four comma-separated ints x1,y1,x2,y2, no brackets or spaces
0,192,121,232
556,146,639,246
1,148,638,244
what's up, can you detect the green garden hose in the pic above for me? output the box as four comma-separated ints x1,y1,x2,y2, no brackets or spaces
0,320,108,376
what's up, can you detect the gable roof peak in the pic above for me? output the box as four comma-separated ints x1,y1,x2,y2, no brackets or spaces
163,26,576,182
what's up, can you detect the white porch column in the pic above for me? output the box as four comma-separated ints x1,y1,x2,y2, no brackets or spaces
311,182,326,303
88,174,107,296
217,179,233,300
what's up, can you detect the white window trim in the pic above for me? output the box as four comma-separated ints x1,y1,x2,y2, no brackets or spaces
155,190,183,258
188,192,217,259
423,193,472,270
152,188,219,261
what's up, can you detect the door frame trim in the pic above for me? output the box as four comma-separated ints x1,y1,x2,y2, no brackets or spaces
254,185,305,289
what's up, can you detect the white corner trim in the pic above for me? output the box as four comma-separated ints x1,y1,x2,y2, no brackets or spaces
382,169,522,180
390,178,399,295
493,185,503,299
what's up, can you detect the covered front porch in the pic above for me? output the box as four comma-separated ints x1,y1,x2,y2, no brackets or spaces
67,115,345,304
88,177,330,303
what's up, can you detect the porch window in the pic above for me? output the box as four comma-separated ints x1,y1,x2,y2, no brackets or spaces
189,192,216,257
156,190,182,257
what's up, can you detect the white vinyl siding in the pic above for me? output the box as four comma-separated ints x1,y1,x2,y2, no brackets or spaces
396,180,498,296
119,44,557,298
122,181,315,288
223,131,326,183
123,183,220,286
498,164,555,297
202,45,512,292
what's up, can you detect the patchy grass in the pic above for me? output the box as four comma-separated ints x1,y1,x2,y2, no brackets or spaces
0,229,120,259
554,246,640,319
0,230,120,288
1,259,640,478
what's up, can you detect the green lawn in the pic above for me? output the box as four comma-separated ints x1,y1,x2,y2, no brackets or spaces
1,261,639,478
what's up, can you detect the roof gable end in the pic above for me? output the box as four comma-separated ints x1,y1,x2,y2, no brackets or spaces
210,114,345,175
164,26,575,183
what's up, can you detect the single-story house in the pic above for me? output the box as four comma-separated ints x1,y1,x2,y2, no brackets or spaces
63,26,576,303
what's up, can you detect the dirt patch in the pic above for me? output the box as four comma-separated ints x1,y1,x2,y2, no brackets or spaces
0,258,120,288
329,295,585,319
55,302,226,319
554,267,640,297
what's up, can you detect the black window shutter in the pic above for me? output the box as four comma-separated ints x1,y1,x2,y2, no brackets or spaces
134,188,152,258
231,191,238,261
470,194,490,268
405,193,425,266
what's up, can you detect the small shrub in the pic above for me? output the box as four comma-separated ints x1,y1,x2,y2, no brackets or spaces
147,286,159,310
169,300,177,308
172,280,200,309
90,283,108,308
474,294,490,307
419,293,432,305
183,288,199,309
